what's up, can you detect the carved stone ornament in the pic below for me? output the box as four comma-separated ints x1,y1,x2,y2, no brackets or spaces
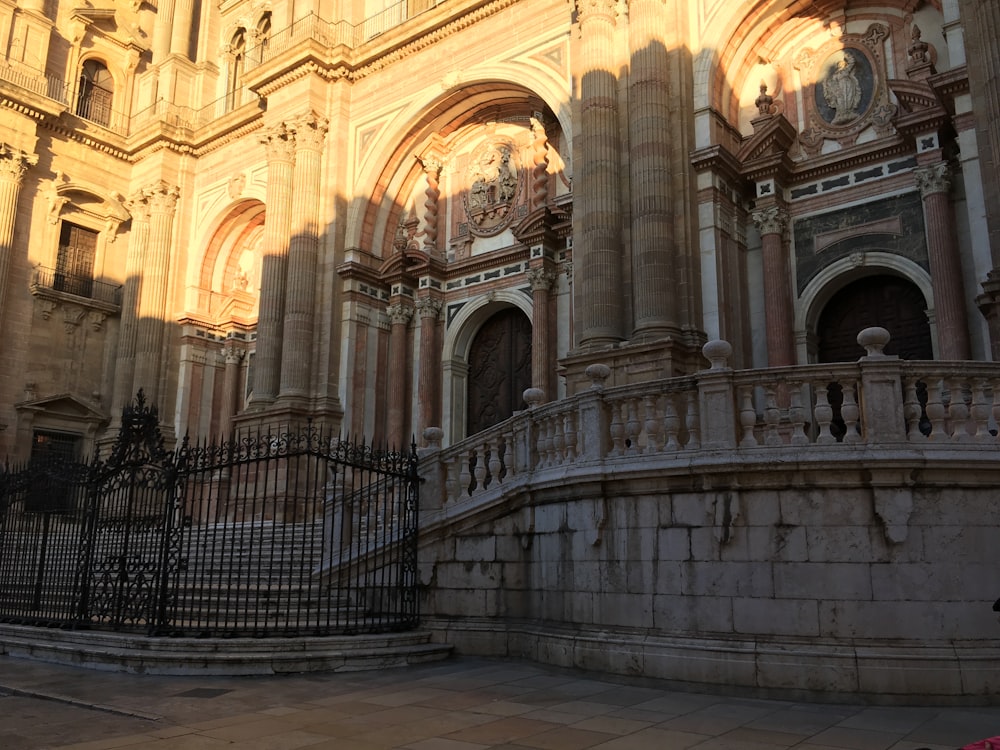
794,23,897,154
751,206,789,236
463,138,522,237
386,302,414,325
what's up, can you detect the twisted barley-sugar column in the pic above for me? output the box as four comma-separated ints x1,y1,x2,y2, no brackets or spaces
416,296,443,443
420,158,442,254
279,113,327,400
219,341,246,438
917,162,971,360
627,0,675,339
752,206,796,367
252,123,296,405
575,0,624,348
110,193,151,418
133,182,179,407
0,145,36,330
386,302,414,448
527,267,555,398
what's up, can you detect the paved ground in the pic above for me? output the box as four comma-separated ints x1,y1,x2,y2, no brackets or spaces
0,655,997,750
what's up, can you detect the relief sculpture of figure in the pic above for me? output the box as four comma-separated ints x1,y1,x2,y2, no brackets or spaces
822,50,862,125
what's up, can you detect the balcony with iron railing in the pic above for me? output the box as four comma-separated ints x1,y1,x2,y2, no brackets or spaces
30,266,123,312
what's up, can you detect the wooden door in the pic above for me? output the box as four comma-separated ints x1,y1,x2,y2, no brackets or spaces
466,308,532,435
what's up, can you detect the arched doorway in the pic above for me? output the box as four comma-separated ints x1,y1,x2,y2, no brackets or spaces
816,275,932,362
466,307,532,435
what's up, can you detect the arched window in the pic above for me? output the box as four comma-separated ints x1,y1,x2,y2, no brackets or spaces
256,13,271,56
76,59,113,127
228,28,246,111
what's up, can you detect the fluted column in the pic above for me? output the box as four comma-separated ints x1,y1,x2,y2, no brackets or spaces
415,296,443,443
279,113,327,401
527,267,555,398
419,157,442,254
111,194,151,418
916,162,971,359
152,0,176,63
170,0,194,58
0,145,37,327
574,0,624,349
752,207,796,367
133,182,179,406
252,123,296,406
628,0,674,340
386,302,414,448
219,340,246,438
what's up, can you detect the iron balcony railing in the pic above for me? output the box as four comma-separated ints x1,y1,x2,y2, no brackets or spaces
31,266,123,307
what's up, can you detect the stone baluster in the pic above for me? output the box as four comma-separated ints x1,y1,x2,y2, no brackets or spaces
903,378,924,441
971,380,992,442
219,340,246,438
279,113,328,401
253,123,296,405
916,163,971,360
625,397,641,454
643,395,662,454
488,436,502,483
574,0,624,348
526,267,555,397
609,399,626,456
685,390,701,450
763,385,782,446
947,377,970,441
458,450,472,498
751,207,796,367
992,379,1000,442
446,456,460,504
563,413,577,463
473,444,487,491
385,302,414,448
663,395,680,451
812,382,835,445
551,416,566,466
924,379,947,439
503,427,517,476
133,181,180,407
416,297,443,442
738,385,758,447
840,382,860,444
788,383,809,446
0,145,36,328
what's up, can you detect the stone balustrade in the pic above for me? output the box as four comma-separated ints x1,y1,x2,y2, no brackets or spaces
421,330,1000,510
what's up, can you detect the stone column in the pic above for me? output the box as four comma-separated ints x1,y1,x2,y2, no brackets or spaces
170,0,195,58
916,162,971,359
219,340,246,438
419,157,442,255
574,0,624,349
111,193,151,419
530,117,550,210
0,145,36,327
133,182,179,407
152,0,176,63
415,296,443,444
752,206,796,367
527,267,555,398
252,122,296,406
627,0,675,341
386,302,414,448
279,113,327,401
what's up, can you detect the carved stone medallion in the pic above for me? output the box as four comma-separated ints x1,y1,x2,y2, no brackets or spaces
463,139,521,237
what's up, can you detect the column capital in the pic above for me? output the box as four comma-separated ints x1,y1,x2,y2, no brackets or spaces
915,161,951,197
0,144,38,184
526,266,556,292
416,296,443,319
386,301,414,325
751,206,789,236
290,112,329,153
576,0,621,23
125,191,152,223
418,155,443,175
143,181,180,215
261,122,296,162
222,340,246,363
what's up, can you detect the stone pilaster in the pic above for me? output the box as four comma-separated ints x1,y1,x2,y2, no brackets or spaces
527,266,556,398
110,193,151,420
251,122,296,406
0,145,37,328
133,182,179,407
386,301,414,448
916,162,971,359
415,296,443,444
574,0,624,349
627,0,675,341
751,206,796,367
219,340,246,438
279,113,327,402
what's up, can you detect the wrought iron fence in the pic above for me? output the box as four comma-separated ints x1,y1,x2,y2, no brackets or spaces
0,393,419,637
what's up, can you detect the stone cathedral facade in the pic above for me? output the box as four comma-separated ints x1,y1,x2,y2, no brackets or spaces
0,0,997,457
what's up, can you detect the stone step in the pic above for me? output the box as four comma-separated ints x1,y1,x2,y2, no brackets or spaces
0,622,451,675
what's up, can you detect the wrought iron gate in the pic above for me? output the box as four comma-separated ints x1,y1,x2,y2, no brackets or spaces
0,393,419,636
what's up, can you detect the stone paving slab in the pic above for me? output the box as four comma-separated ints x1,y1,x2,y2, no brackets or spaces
0,655,997,750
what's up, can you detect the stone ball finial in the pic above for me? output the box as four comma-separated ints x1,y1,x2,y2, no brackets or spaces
422,426,444,450
857,327,891,358
702,340,733,370
523,388,545,408
583,363,611,390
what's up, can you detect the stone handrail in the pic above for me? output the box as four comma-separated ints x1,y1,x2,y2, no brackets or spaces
420,331,1000,512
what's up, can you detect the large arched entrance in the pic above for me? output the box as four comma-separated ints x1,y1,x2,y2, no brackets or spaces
466,307,532,435
816,275,933,362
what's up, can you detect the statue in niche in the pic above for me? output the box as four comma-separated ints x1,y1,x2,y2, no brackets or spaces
822,50,862,125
